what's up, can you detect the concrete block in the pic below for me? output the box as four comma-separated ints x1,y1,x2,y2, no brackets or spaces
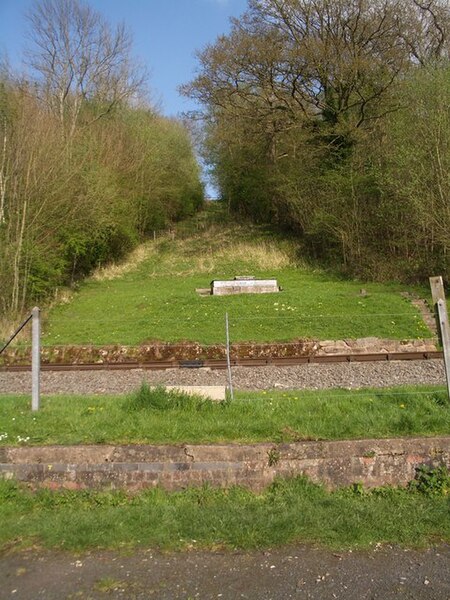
164,385,226,401
211,278,279,296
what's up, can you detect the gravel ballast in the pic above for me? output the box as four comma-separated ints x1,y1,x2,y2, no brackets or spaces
0,359,446,395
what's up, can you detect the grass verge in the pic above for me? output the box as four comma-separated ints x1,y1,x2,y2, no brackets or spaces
1,385,449,446
1,475,449,552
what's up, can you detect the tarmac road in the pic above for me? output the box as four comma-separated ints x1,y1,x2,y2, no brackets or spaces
1,544,450,599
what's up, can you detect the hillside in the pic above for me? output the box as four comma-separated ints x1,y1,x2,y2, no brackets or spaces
39,205,431,348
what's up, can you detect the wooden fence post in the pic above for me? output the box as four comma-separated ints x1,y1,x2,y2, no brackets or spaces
429,276,450,401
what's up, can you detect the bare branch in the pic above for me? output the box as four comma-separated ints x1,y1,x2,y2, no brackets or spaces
25,0,147,140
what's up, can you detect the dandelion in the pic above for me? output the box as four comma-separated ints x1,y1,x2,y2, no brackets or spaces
399,404,406,409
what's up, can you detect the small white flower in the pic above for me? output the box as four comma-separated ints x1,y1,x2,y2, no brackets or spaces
16,436,30,444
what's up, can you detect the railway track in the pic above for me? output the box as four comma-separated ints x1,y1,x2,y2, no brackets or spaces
0,350,443,372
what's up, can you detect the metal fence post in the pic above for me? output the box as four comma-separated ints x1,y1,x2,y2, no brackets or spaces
225,312,234,401
32,306,40,411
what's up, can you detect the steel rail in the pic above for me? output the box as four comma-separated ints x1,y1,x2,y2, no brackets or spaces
0,351,443,372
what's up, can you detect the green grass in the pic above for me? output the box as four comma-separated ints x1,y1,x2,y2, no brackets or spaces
1,476,449,551
39,217,431,346
1,385,449,446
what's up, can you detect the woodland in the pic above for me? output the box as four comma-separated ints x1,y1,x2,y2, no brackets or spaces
183,0,450,283
2,0,450,321
0,0,203,316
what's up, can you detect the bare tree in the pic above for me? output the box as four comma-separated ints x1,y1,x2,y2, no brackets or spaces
400,0,450,65
25,0,146,140
244,0,410,130
0,62,11,225
0,115,7,225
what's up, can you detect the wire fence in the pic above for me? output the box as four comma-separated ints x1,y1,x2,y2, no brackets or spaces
0,306,437,353
236,388,447,402
0,306,447,411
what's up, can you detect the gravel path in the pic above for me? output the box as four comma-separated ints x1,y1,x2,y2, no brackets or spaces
2,544,450,600
0,359,446,395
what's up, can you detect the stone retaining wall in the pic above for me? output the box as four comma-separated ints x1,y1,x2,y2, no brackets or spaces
1,437,449,492
0,338,438,366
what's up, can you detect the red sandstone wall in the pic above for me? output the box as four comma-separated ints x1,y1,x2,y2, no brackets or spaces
1,437,449,492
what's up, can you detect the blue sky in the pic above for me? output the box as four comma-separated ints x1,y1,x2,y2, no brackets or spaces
0,0,248,116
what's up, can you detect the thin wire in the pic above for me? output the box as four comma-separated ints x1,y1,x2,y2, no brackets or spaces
0,313,33,355
237,389,447,402
229,313,424,322
49,313,426,328
43,341,235,349
41,343,437,352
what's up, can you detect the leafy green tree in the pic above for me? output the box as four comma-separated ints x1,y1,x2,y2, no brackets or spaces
184,0,450,282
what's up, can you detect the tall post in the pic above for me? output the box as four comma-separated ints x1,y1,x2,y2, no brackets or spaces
31,306,40,411
429,276,450,401
225,312,234,401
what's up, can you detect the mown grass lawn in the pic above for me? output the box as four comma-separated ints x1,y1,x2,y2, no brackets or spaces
40,220,431,346
1,385,448,446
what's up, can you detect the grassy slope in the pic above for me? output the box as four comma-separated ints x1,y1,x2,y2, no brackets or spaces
1,386,448,446
42,207,430,346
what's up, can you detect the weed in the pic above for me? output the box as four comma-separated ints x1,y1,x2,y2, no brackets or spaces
432,392,448,407
350,482,366,496
395,412,416,435
408,465,450,496
267,448,281,466
223,388,233,404
363,451,377,458
122,382,210,412
94,577,125,593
